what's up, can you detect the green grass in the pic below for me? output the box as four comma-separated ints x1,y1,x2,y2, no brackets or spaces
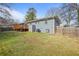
0,31,79,56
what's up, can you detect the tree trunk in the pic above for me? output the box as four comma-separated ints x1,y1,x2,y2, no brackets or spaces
77,9,79,25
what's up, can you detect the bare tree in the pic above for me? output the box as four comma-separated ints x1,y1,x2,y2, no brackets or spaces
45,8,60,18
45,7,61,26
0,3,14,25
60,3,78,26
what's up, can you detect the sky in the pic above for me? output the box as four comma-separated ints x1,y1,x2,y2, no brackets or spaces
9,3,62,23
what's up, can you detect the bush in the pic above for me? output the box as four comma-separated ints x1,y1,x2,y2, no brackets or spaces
36,29,41,32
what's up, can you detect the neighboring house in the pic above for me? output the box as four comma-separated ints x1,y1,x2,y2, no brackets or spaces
27,17,60,34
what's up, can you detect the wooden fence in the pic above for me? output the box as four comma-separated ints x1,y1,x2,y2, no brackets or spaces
56,26,79,37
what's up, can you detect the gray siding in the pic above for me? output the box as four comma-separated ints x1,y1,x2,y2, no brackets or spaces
27,19,55,34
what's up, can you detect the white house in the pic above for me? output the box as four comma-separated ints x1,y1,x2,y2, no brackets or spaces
27,17,60,34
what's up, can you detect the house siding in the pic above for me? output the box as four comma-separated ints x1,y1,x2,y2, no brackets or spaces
27,19,55,34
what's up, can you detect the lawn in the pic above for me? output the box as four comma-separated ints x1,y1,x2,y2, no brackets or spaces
0,31,79,56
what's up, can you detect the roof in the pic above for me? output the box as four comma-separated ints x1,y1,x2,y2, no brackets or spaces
27,17,57,23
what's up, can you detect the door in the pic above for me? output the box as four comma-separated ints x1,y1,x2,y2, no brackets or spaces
32,25,36,32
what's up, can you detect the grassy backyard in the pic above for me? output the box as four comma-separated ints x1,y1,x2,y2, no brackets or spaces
0,31,79,56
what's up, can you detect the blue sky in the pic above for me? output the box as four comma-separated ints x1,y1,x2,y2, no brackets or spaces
10,3,62,18
9,3,62,23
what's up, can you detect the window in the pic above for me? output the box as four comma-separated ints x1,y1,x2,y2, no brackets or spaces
45,20,47,24
46,29,50,33
35,22,37,24
29,23,31,25
37,22,39,24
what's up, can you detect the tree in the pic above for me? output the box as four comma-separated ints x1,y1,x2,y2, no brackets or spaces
45,8,60,18
77,8,79,25
45,7,61,25
0,3,14,25
61,3,77,26
25,8,36,21
73,3,79,25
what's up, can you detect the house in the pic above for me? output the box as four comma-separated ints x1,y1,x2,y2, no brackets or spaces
27,17,60,34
